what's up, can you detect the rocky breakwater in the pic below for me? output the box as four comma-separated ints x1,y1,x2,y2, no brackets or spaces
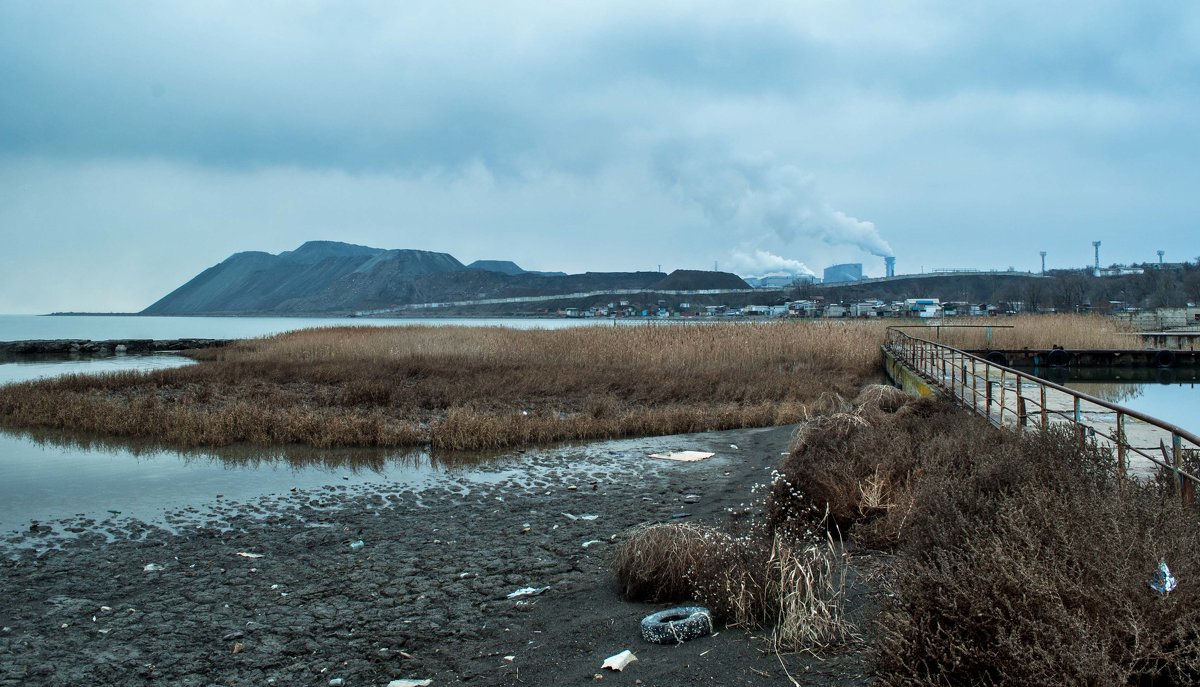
0,338,230,359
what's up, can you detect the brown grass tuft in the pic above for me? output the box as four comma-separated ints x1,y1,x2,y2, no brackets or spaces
613,522,732,603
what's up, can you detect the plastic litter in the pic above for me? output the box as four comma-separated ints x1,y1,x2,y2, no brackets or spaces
730,444,739,450
649,451,715,462
143,563,164,572
562,513,599,521
236,552,265,559
387,680,432,687
582,540,602,548
507,586,550,599
1149,560,1178,594
602,649,638,671
349,540,365,550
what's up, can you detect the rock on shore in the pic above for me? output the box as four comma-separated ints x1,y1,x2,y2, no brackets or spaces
0,338,229,358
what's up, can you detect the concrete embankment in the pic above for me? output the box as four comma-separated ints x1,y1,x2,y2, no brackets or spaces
0,338,230,358
964,348,1199,368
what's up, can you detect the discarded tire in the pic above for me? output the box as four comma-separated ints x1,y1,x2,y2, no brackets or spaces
984,351,1009,367
640,606,713,644
1046,348,1070,367
1154,349,1176,368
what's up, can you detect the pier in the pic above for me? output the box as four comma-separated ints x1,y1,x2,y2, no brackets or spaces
884,327,1200,493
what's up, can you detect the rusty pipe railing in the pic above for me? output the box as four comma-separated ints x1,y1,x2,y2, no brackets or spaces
885,327,1200,495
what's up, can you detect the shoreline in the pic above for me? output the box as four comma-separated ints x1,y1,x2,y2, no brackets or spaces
0,425,875,686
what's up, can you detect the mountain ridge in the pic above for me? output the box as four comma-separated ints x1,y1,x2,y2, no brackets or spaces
142,242,750,315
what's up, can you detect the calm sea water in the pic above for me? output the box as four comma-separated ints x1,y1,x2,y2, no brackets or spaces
0,313,621,341
0,314,660,535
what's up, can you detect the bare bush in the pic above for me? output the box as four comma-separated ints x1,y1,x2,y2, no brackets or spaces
613,523,732,603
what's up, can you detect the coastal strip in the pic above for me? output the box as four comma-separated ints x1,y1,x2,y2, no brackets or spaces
0,338,231,358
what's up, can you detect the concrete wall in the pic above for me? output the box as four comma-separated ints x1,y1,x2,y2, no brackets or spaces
883,348,937,398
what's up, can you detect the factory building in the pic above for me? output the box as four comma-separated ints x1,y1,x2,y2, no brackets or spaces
823,263,863,284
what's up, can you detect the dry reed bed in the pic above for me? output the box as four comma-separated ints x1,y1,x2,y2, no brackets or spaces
906,313,1137,350
0,322,885,451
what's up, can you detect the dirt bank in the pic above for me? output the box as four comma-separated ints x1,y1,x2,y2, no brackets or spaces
0,426,875,686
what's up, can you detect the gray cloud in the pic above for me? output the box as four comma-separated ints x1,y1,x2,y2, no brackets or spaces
1,1,1198,312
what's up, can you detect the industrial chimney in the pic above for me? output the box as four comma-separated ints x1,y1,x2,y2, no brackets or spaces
884,256,896,278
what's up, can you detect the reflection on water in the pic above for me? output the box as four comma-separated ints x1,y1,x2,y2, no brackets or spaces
0,426,446,535
1027,369,1200,433
5,424,491,473
1062,381,1146,405
0,353,195,386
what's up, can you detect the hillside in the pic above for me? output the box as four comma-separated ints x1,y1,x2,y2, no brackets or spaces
142,242,466,315
142,242,751,315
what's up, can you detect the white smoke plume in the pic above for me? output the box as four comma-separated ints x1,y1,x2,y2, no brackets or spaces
662,155,893,258
729,249,816,278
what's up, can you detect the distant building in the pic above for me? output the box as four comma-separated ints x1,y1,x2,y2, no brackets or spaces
823,263,863,284
904,298,942,318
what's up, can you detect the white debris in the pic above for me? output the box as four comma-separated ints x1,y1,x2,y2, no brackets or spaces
562,512,600,521
1150,560,1178,594
349,540,365,550
602,649,638,671
582,540,602,548
387,680,432,687
649,451,715,462
506,586,550,599
730,444,739,450
143,563,164,572
236,552,265,559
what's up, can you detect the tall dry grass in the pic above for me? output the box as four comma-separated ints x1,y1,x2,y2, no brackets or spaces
613,521,853,652
0,322,885,451
906,314,1138,350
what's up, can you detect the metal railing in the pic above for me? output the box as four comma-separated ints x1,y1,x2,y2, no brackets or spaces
885,327,1200,497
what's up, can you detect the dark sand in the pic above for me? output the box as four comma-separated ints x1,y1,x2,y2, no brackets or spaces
1,425,878,686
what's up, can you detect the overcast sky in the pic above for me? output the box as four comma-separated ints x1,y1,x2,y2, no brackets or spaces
2,1,1198,313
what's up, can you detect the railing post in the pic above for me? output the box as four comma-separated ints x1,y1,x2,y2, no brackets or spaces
961,362,968,406
1174,434,1191,506
1116,411,1126,480
1017,394,1027,430
970,357,977,413
985,374,993,420
1074,396,1085,446
1040,385,1048,429
999,369,1007,426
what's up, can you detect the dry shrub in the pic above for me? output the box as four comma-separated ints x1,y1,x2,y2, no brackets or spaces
768,397,967,544
615,521,853,652
877,425,1200,685
613,522,731,603
853,384,910,414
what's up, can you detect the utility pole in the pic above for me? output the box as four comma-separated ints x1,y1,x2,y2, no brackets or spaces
1039,251,1046,274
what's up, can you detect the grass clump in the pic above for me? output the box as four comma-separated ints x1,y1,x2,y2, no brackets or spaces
613,521,853,653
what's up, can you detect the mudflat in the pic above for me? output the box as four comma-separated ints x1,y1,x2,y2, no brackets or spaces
1,425,874,686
